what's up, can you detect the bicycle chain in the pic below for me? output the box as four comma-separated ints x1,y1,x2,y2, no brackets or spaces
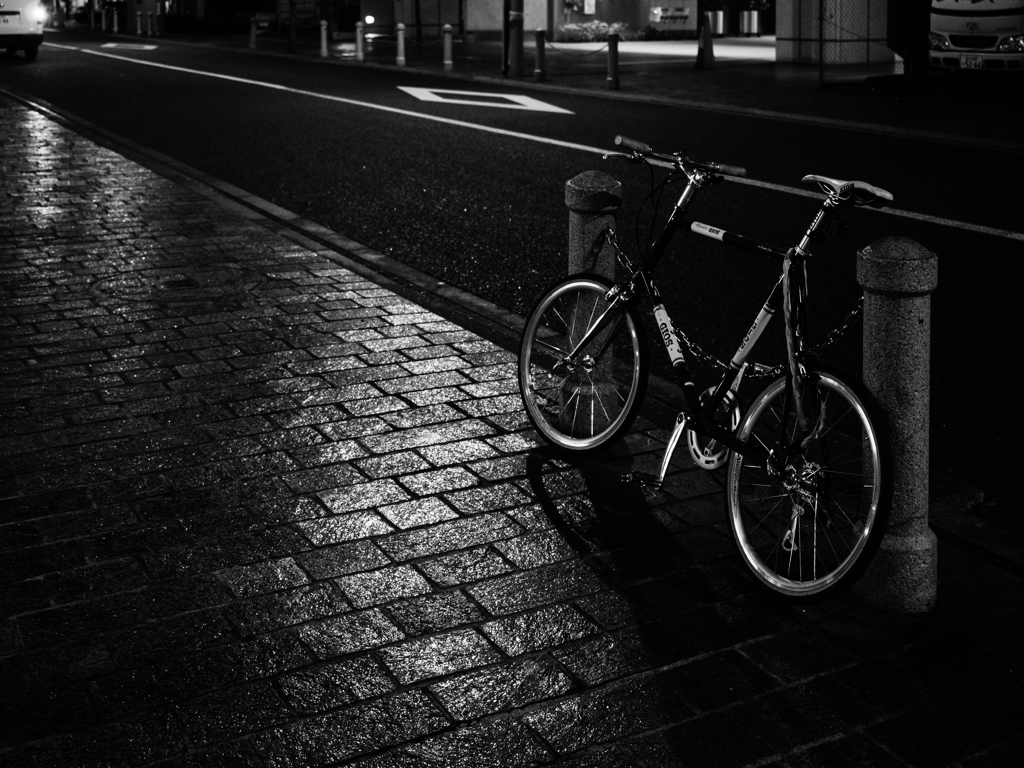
806,296,863,358
673,327,784,379
604,230,864,378
672,299,862,378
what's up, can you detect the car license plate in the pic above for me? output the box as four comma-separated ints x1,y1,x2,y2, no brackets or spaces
960,55,983,70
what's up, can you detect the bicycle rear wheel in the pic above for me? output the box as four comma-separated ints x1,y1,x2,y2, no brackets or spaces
725,367,888,600
519,274,648,453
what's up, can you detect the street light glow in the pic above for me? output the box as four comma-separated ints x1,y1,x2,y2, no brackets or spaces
365,15,375,24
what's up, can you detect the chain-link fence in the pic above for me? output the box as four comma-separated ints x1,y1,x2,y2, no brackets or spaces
819,0,902,85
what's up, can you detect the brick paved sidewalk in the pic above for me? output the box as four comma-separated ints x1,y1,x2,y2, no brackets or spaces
1,96,1021,768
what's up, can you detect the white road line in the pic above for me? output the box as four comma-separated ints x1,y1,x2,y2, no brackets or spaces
726,176,1024,242
42,42,1024,243
101,43,158,50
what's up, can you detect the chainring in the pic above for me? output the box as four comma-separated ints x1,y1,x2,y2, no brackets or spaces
686,387,742,470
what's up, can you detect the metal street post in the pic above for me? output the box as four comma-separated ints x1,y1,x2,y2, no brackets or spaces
607,32,620,90
287,0,297,53
397,23,407,66
535,29,547,82
501,0,510,76
508,0,524,77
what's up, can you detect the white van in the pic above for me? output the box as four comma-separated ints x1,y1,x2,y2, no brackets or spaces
929,0,1024,71
0,0,47,61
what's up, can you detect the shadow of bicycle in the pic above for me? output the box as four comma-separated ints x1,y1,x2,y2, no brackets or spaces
517,442,802,761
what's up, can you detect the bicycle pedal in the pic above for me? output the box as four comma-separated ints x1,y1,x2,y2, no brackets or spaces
621,471,663,490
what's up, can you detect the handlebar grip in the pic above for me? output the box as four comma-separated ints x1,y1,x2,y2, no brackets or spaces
614,135,653,155
716,164,747,178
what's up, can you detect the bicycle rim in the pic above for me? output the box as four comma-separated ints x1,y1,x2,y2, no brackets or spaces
519,276,646,452
726,369,886,599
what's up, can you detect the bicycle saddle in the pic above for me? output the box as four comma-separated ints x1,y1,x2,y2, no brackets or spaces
802,175,893,208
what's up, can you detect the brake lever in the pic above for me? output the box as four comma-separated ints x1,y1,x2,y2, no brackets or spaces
602,151,644,163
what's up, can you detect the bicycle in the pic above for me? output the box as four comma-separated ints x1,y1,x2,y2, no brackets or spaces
518,135,893,600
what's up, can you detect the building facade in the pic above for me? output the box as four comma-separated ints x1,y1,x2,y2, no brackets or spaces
87,0,896,66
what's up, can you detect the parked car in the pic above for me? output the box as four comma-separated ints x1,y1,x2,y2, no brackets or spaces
0,0,47,60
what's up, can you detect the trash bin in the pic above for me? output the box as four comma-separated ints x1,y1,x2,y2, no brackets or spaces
740,10,760,36
708,9,725,36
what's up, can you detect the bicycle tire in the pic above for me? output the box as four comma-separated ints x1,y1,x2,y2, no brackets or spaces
725,366,889,600
519,274,648,453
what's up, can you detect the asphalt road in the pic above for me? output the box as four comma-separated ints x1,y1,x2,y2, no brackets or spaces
1,31,1018,507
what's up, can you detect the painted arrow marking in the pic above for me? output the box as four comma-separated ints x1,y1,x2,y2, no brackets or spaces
398,87,573,114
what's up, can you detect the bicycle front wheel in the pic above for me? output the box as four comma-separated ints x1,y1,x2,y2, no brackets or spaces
725,367,888,600
519,274,648,453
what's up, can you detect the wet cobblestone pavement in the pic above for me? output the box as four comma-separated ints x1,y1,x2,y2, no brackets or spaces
2,96,1022,768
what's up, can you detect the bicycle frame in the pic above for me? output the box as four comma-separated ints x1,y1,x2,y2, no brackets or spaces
559,163,843,481
563,173,784,457
520,144,892,598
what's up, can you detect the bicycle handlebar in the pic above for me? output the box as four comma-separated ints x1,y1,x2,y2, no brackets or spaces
715,163,748,178
613,135,747,178
614,135,654,155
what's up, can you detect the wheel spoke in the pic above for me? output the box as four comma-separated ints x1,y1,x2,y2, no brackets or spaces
727,371,885,598
519,278,647,453
745,492,788,536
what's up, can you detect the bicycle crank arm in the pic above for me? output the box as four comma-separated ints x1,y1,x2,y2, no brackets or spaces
620,471,664,490
622,412,689,489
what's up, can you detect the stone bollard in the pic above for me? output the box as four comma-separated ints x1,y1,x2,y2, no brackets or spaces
535,29,547,82
607,32,620,90
443,24,453,72
320,20,328,58
565,171,621,279
250,16,257,49
396,23,406,66
356,21,365,61
852,237,939,613
563,172,622,432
